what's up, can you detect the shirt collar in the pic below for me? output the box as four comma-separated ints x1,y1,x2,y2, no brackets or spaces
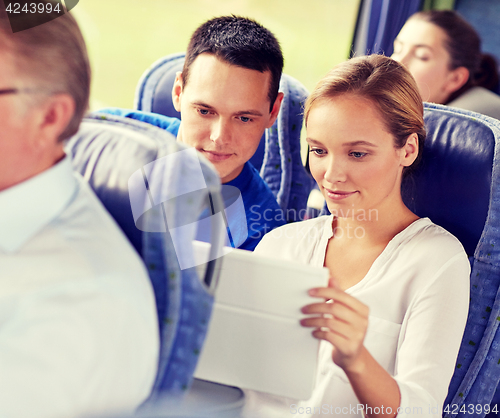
225,162,252,188
0,156,77,253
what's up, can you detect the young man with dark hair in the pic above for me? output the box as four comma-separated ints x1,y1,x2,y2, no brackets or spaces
0,3,158,417
103,16,287,249
172,15,287,250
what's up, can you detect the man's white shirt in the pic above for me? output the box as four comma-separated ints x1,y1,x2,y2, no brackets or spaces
0,157,159,418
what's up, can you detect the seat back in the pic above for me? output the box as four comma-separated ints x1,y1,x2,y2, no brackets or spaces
66,114,224,403
402,103,495,257
134,53,315,221
402,103,500,415
134,52,184,121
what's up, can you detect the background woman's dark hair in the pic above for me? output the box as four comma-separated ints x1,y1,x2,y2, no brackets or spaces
304,55,426,177
411,10,499,102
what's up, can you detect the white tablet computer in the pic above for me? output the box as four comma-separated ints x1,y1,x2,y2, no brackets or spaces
193,241,329,400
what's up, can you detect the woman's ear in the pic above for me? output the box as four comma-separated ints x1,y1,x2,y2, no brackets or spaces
401,133,419,168
444,66,470,96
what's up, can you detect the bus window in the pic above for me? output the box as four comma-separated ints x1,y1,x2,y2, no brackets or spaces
71,0,361,110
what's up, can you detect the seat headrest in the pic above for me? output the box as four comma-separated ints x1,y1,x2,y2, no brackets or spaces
66,114,227,399
135,52,184,119
402,103,498,256
66,113,222,256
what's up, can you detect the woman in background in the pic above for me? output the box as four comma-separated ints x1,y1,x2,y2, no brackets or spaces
392,10,500,120
241,55,470,418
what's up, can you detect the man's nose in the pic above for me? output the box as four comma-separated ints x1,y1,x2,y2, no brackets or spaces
210,118,232,145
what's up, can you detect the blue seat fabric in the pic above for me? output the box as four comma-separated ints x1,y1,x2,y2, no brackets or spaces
409,104,500,418
66,114,222,403
402,104,495,257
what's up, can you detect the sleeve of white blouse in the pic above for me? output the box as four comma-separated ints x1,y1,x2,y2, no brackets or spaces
394,253,470,418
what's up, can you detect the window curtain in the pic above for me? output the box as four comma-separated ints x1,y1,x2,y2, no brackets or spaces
422,0,455,10
351,0,423,57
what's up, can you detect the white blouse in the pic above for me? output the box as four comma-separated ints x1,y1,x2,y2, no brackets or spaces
241,216,470,418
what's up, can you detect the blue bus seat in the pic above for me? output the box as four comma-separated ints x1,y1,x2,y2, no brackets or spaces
134,52,184,121
402,103,495,257
403,103,500,417
134,52,315,221
65,113,224,405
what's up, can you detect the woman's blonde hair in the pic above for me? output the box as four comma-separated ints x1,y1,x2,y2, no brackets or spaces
304,54,426,175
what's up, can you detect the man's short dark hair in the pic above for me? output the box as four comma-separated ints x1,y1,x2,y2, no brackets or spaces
182,15,284,111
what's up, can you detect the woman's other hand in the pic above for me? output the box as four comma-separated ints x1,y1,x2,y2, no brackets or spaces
300,278,370,373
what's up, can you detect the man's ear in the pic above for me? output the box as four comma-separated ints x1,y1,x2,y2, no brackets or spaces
266,92,284,128
400,133,419,168
444,66,470,96
172,71,184,112
35,93,75,148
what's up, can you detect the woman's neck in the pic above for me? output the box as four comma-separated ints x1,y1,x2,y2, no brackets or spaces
332,198,419,248
325,199,419,291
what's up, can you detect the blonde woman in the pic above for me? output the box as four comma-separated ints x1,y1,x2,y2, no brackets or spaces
242,55,470,418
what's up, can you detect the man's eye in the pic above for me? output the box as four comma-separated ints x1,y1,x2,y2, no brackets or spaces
198,109,210,115
239,116,251,123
